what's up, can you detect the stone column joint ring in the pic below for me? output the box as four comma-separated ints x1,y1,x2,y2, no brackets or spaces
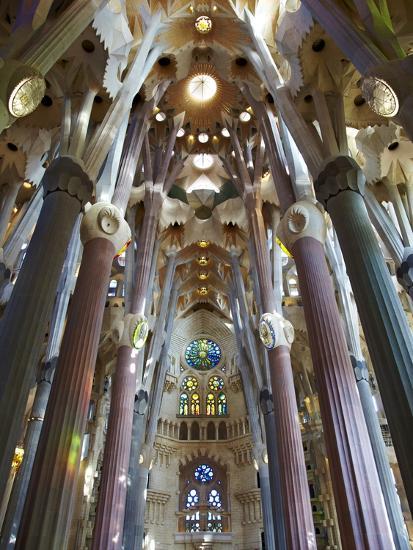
278,198,326,249
259,312,294,350
80,202,131,253
315,156,366,208
42,155,94,206
118,313,149,351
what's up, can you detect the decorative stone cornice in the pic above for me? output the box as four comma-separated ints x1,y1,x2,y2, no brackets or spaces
314,156,365,208
259,312,294,350
42,155,94,205
278,198,326,249
80,202,131,253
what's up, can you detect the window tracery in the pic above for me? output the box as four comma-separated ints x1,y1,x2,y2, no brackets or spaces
179,393,189,416
185,338,221,370
218,392,227,415
190,393,200,415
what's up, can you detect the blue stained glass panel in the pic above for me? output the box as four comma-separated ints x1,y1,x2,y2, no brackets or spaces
194,464,214,483
185,339,221,370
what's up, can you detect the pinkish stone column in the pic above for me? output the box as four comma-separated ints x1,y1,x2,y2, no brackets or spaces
279,199,393,549
16,203,130,550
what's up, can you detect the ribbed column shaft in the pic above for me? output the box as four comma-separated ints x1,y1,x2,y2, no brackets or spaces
0,376,51,550
354,362,410,550
16,237,115,550
0,189,81,500
133,467,149,550
268,346,315,549
328,190,413,514
258,463,276,550
293,236,393,549
92,207,158,549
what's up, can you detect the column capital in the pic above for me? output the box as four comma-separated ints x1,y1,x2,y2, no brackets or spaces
278,198,326,249
80,202,131,253
43,155,94,206
315,156,365,208
259,312,294,350
118,313,149,351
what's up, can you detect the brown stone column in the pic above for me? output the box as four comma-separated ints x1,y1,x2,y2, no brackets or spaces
16,203,130,550
280,199,393,549
92,201,160,550
247,195,316,549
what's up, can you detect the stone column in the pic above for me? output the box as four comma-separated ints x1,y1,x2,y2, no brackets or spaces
315,156,413,514
246,195,316,549
352,357,410,550
260,389,286,550
16,203,129,550
279,198,393,548
122,390,148,550
0,156,93,501
0,182,20,246
92,199,160,550
0,363,53,550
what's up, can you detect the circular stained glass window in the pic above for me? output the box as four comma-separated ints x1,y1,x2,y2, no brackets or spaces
181,376,198,391
185,339,221,370
195,464,214,483
208,376,224,391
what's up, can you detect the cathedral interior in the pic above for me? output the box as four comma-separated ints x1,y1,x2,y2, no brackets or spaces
0,0,413,549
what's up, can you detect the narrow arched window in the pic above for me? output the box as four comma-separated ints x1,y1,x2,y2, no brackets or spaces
207,421,215,440
191,393,200,415
179,393,189,416
206,392,216,416
191,421,200,440
218,421,227,440
108,279,117,297
217,392,227,415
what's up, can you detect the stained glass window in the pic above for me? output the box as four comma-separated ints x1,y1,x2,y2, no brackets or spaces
218,392,227,415
185,510,200,532
191,393,200,415
181,376,198,391
208,376,224,391
195,464,214,483
179,393,189,415
206,393,216,416
207,511,223,532
208,489,222,509
186,489,199,508
185,338,221,370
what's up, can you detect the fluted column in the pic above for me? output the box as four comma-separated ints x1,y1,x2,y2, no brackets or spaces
0,156,93,501
0,364,53,550
352,357,410,550
279,198,393,548
92,198,160,550
16,203,129,550
246,195,316,549
315,156,413,514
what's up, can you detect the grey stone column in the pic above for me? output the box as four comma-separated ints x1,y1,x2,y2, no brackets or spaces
260,389,286,550
0,364,54,549
0,156,93,501
122,390,148,550
258,462,276,550
316,156,413,513
0,183,20,246
352,357,410,550
130,466,149,549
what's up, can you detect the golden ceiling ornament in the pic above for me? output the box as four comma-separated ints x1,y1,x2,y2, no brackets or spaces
195,15,212,34
197,239,210,248
198,270,209,280
166,63,240,129
197,255,209,266
197,286,209,295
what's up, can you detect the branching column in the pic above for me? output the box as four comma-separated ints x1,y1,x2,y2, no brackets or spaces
246,193,316,549
280,198,393,548
0,156,93,500
16,203,130,550
315,156,413,514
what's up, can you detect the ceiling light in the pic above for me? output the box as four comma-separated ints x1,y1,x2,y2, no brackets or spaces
198,271,209,280
197,286,209,296
177,127,185,137
239,111,251,122
197,240,210,248
155,111,166,122
195,15,212,34
198,132,209,143
221,127,230,137
23,181,32,189
189,74,217,102
193,153,214,170
197,256,209,266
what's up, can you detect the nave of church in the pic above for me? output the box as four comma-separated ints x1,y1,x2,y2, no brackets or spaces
0,0,412,549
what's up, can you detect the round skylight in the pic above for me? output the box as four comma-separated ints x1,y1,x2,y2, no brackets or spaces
198,132,209,143
193,153,214,170
239,111,251,122
155,111,166,122
177,127,185,137
189,74,217,102
221,127,230,138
